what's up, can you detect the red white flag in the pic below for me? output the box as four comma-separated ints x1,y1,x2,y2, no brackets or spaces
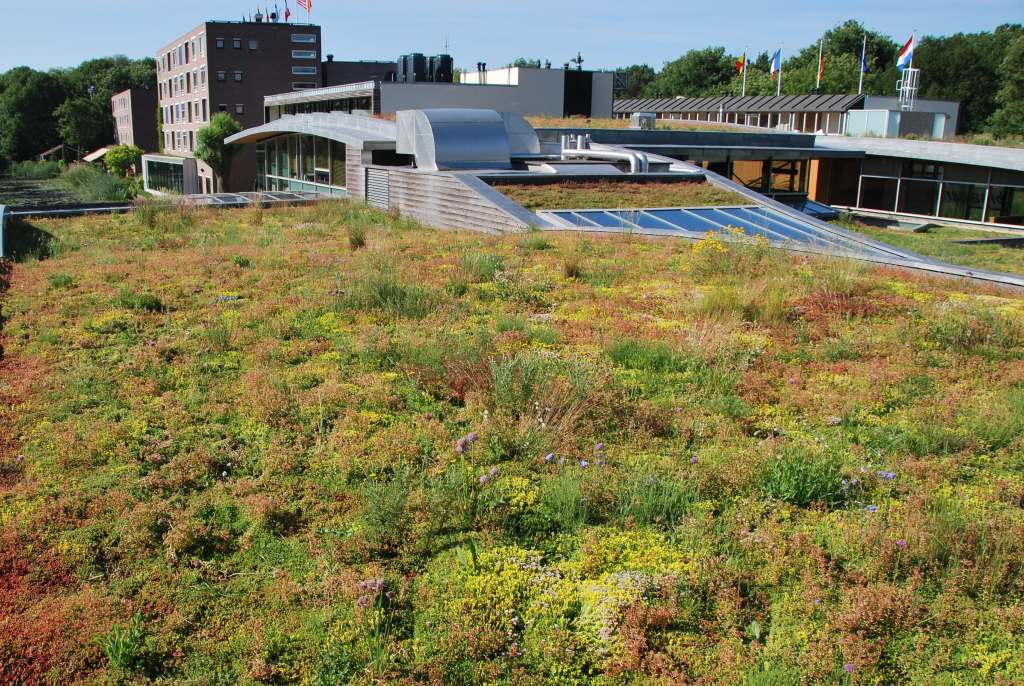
297,0,310,10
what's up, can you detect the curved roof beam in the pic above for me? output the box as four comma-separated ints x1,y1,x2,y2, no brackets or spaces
225,113,397,151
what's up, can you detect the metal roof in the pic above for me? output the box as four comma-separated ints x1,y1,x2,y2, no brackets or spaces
225,113,396,150
815,136,1024,173
613,94,865,114
264,81,377,106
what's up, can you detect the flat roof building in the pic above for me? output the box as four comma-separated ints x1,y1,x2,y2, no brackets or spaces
613,94,960,139
261,66,615,121
148,18,322,193
111,88,159,152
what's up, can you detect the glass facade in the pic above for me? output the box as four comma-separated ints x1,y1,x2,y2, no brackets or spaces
146,159,184,193
853,155,1024,226
256,135,347,196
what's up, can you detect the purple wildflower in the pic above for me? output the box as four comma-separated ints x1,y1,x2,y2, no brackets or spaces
580,461,588,468
545,453,553,462
866,505,878,513
455,438,467,453
479,475,489,484
598,460,605,467
467,432,480,443
788,378,795,384
357,596,370,607
426,412,433,419
844,664,856,673
884,472,895,480
896,539,907,548
17,455,24,462
385,591,395,601
690,457,699,464
596,443,604,451
490,468,499,476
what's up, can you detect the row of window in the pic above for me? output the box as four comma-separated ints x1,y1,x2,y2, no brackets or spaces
163,103,244,151
858,177,1024,224
161,33,205,74
256,134,346,191
162,68,206,100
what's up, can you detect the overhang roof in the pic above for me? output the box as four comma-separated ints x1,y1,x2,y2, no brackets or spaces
264,81,378,106
815,135,1024,173
614,94,865,114
619,144,864,161
83,147,111,162
225,113,397,150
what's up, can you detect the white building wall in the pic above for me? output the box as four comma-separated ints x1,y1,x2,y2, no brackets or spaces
380,82,564,118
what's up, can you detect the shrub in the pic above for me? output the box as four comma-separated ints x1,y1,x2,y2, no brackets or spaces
60,162,137,201
685,226,773,281
760,448,847,507
97,612,146,672
339,272,438,320
347,223,368,250
562,246,585,279
607,339,693,372
460,252,505,283
11,159,60,179
615,472,699,529
47,273,74,288
104,144,143,178
491,351,554,416
111,290,163,312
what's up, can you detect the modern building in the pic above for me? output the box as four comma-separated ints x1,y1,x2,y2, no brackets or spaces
111,88,159,152
809,136,1024,227
613,94,959,138
260,65,615,122
145,18,323,194
323,56,397,86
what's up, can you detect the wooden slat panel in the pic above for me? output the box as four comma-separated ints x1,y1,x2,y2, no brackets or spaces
346,146,364,201
365,168,390,210
382,169,529,234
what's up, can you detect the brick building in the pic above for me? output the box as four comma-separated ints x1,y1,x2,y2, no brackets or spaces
148,18,322,193
111,88,159,152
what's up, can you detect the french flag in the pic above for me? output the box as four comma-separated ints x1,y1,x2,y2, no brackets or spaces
896,35,915,72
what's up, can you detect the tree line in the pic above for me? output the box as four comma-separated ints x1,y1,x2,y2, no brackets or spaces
0,56,155,169
615,20,1024,135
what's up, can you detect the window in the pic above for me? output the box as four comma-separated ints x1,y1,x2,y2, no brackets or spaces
292,66,317,75
192,39,196,58
189,131,194,151
184,42,189,64
217,71,226,82
292,82,318,90
233,38,241,49
249,40,258,50
292,34,317,43
200,67,206,87
202,99,208,122
178,45,183,66
187,102,192,123
186,72,191,93
292,50,317,59
199,34,204,56
219,103,228,112
216,37,225,49
235,104,244,115
234,71,243,82
172,50,176,69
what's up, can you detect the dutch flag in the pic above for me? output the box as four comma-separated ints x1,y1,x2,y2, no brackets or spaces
896,35,915,72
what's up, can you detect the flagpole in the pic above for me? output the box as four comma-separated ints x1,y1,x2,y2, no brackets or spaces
777,43,783,97
816,39,822,90
909,30,915,70
859,34,866,95
742,46,747,97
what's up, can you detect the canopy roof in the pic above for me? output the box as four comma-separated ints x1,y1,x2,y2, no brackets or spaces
225,113,397,150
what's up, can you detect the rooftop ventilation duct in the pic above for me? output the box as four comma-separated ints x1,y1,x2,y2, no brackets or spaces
396,109,513,171
498,112,541,155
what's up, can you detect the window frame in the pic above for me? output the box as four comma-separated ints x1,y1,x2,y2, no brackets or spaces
234,71,243,82
249,40,258,50
217,71,227,82
292,66,317,75
292,50,317,59
235,104,245,115
233,38,242,49
291,34,317,43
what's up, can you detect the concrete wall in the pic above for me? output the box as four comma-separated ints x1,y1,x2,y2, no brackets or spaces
863,95,959,135
590,72,613,119
379,81,564,117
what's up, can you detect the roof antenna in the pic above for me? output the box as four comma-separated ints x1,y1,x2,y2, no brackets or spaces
445,33,449,54
571,52,584,70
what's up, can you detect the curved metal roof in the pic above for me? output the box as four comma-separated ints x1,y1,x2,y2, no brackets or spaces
225,113,397,150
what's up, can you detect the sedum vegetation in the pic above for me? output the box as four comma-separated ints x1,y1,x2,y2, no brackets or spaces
1,201,1024,685
493,181,747,212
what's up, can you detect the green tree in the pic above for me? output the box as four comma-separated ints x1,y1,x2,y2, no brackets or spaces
614,64,657,99
988,34,1024,136
652,47,736,98
54,98,103,160
195,113,245,193
916,24,1023,133
505,58,541,68
104,144,143,177
780,20,899,96
0,67,66,162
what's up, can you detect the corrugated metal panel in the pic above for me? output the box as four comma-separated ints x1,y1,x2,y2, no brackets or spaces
614,93,866,114
366,168,390,210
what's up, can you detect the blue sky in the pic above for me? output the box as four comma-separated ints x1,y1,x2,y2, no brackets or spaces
0,0,1019,73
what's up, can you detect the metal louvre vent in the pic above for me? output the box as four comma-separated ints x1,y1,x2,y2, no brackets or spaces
365,168,390,210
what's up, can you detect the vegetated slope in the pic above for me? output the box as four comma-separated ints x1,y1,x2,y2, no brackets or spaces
1,201,1023,685
493,180,747,211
